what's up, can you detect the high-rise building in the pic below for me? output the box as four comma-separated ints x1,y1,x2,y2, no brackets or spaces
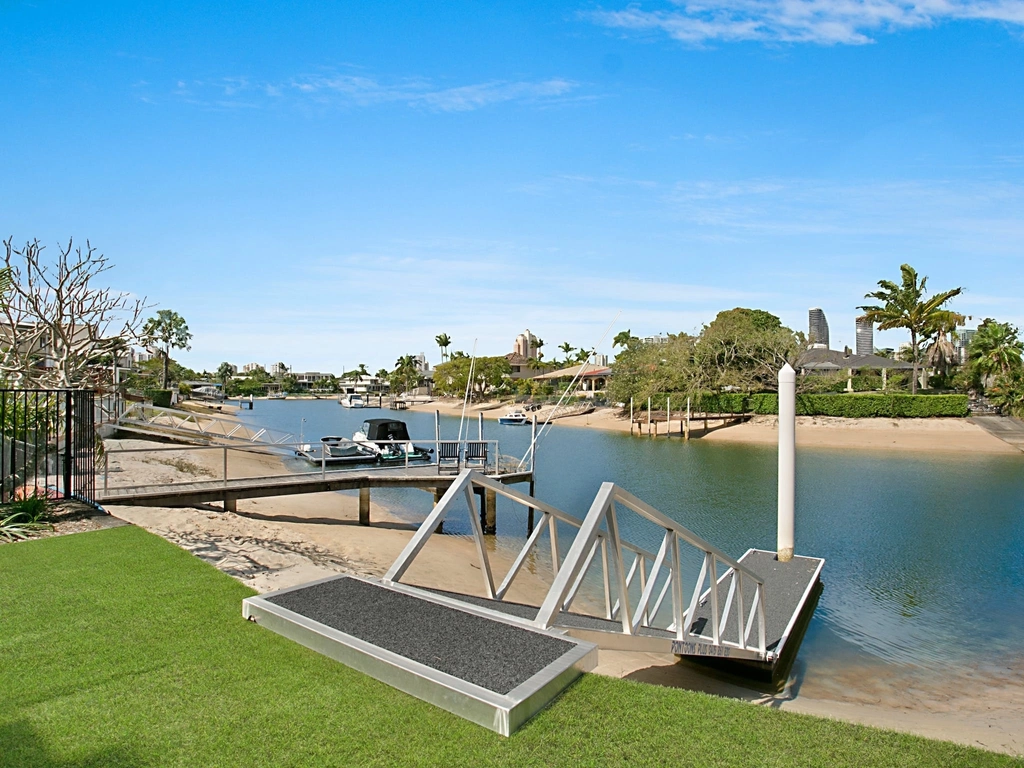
513,329,539,359
808,308,829,349
855,317,874,356
954,327,977,363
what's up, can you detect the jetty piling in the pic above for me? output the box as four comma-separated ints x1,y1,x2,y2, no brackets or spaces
778,363,796,562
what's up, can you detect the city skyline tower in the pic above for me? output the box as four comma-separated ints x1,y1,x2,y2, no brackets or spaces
808,308,830,348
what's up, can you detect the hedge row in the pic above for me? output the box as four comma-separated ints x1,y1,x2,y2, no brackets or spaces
690,392,968,418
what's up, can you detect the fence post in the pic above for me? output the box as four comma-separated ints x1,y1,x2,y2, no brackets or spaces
223,446,228,486
63,390,73,499
104,451,109,493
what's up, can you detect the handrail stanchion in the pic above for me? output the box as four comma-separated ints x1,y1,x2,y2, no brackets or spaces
223,446,228,486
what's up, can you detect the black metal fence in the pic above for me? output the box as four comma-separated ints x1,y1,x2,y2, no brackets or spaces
0,389,96,506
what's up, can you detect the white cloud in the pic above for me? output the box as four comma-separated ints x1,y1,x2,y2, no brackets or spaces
588,1,1024,45
172,70,577,112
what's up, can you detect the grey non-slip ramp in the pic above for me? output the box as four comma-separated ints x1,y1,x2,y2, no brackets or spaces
242,575,597,736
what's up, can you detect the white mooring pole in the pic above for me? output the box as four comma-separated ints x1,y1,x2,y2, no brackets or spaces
777,363,796,562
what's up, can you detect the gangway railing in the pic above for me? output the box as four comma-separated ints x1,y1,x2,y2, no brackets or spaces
384,470,769,661
99,438,512,494
116,403,296,445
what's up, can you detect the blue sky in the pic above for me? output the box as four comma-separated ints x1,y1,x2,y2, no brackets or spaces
3,1,1023,373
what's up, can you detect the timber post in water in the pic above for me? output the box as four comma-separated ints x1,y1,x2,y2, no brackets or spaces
778,363,796,562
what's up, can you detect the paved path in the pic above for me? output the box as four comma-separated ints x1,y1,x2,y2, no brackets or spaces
971,416,1024,452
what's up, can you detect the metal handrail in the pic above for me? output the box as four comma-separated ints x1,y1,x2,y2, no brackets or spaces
99,437,505,493
383,469,770,659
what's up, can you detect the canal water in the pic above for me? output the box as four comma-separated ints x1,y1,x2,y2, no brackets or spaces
239,400,1024,702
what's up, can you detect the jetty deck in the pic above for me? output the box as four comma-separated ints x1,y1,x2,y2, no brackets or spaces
96,465,532,510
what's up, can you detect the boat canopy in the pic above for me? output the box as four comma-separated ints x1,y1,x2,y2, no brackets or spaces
362,419,412,442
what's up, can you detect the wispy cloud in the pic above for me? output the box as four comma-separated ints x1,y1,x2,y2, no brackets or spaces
167,69,578,112
588,1,1024,46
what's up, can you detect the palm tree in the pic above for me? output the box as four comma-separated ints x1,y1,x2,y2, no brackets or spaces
923,313,963,381
534,338,545,362
559,342,574,364
392,355,420,394
356,363,369,377
216,362,234,385
967,319,1024,385
435,333,451,364
859,265,963,394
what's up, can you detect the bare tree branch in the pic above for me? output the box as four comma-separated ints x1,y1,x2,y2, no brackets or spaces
1,237,151,388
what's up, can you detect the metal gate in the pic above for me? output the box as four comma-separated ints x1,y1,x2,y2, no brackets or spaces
0,389,96,506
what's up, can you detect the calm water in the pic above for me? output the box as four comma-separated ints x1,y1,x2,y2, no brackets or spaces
240,400,1024,694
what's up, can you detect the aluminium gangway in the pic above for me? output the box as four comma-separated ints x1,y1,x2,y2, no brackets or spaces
243,469,824,734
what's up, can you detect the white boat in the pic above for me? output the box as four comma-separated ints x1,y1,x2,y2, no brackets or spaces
499,408,530,426
339,393,366,408
353,419,432,462
294,436,378,465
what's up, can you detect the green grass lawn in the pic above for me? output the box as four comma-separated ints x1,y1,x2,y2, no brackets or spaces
1,526,1018,768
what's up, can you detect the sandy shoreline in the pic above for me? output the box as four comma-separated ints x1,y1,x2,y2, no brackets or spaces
406,399,1020,454
95,407,1023,756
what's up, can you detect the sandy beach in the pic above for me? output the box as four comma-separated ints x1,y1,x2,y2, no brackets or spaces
94,408,1023,756
407,398,1021,454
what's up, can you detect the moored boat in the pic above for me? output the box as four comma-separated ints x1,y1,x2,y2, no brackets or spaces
339,393,366,408
353,418,433,462
294,436,379,465
498,408,530,425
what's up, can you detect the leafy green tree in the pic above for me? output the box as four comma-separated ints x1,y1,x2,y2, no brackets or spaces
858,265,963,394
141,310,193,388
281,374,299,392
613,329,632,348
432,356,512,398
691,309,802,393
967,319,1024,387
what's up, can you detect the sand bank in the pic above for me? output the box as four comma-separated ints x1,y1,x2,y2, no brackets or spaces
407,399,1019,454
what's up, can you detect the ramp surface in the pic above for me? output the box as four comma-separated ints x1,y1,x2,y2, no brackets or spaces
243,575,596,735
267,577,572,694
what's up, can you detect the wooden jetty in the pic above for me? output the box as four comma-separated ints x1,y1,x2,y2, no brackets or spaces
626,396,752,438
97,464,533,533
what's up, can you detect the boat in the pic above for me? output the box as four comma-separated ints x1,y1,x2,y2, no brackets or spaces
267,392,286,400
353,418,433,462
498,408,530,426
294,437,379,465
339,393,366,408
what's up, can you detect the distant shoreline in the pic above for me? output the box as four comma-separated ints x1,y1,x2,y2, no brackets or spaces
405,399,1020,454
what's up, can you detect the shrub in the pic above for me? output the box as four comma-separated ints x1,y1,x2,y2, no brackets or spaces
146,389,172,408
745,393,968,418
